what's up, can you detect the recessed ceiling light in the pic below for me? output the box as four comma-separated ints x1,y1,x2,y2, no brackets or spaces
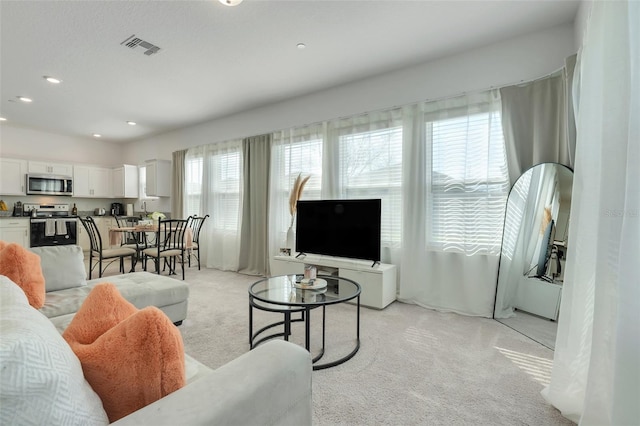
219,0,243,6
127,121,137,126
17,96,33,103
0,117,6,121
93,133,102,138
43,76,62,84
297,43,306,49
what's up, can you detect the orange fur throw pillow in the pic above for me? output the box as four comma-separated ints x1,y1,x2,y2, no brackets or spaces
0,241,45,308
63,283,185,422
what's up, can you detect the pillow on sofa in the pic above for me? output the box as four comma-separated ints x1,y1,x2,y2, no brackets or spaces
30,245,87,292
0,242,45,308
63,283,185,422
0,276,109,426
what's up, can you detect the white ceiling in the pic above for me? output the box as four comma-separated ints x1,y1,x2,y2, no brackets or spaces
0,0,579,144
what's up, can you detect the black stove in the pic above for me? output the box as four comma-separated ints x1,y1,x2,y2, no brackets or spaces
26,203,78,247
24,203,72,218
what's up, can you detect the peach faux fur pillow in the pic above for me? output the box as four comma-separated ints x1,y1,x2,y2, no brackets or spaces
0,241,45,308
63,283,185,422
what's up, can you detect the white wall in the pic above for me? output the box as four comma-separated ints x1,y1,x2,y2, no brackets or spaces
0,125,123,166
123,23,577,164
0,22,577,216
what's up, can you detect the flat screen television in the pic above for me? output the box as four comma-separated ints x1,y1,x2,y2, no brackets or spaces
535,219,556,279
295,199,381,262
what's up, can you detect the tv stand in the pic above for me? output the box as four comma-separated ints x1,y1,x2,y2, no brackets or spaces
271,254,397,309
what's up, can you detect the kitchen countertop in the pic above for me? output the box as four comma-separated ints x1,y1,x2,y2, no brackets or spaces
0,214,168,220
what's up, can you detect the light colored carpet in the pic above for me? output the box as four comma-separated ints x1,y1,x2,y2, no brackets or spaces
95,261,573,425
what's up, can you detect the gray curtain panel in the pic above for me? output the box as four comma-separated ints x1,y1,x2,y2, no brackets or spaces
238,134,271,276
500,56,577,185
171,149,187,219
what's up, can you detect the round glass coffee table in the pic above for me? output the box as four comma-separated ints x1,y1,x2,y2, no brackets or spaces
249,274,361,370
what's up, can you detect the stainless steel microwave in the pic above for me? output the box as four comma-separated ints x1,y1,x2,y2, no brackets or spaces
26,174,73,196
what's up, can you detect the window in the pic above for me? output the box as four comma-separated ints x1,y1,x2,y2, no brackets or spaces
272,135,323,232
184,143,242,232
428,109,509,255
208,150,241,231
138,166,159,201
283,139,322,197
338,126,403,246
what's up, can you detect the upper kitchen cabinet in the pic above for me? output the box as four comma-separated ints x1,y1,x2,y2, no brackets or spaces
74,165,113,198
28,160,73,176
145,159,171,197
112,165,139,198
0,158,28,195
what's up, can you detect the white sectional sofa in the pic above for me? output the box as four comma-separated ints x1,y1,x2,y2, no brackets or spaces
0,245,312,425
29,245,189,331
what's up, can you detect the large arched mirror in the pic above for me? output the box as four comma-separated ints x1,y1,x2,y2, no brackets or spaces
494,163,573,349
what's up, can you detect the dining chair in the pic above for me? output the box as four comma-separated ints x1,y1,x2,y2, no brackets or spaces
79,216,137,279
142,219,189,280
114,215,142,269
186,214,209,270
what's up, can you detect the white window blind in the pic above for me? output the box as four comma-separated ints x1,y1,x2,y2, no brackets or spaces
208,150,241,231
338,126,403,246
428,109,509,255
283,139,322,198
184,144,242,231
278,138,323,228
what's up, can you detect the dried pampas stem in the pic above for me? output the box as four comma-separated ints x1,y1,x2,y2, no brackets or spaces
288,173,310,218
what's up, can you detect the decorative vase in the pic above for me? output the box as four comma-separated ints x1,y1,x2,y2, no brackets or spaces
286,225,295,254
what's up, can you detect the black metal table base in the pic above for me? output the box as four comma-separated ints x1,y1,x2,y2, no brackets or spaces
249,296,360,370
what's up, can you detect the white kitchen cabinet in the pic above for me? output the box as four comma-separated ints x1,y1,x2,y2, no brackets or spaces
74,165,113,198
77,219,91,252
145,159,171,197
95,217,116,248
112,165,139,198
0,158,28,195
0,218,29,247
28,160,73,176
271,254,397,309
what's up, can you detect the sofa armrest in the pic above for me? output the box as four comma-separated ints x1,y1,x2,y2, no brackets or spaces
112,340,312,426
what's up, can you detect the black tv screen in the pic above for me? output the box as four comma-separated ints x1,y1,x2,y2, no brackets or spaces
295,199,381,262
536,219,556,278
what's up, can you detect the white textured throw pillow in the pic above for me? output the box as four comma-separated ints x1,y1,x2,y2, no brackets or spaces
30,245,87,292
0,276,108,426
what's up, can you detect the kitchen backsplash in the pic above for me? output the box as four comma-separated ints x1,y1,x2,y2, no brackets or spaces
0,195,168,218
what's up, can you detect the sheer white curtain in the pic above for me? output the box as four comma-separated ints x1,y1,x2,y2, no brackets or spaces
400,91,510,317
494,167,533,318
268,125,323,269
325,109,404,264
494,163,563,318
542,1,639,424
525,166,558,273
185,140,243,271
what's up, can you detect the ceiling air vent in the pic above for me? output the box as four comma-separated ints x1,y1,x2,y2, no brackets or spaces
121,35,161,56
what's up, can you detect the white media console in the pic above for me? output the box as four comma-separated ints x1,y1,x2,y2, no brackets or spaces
271,254,397,309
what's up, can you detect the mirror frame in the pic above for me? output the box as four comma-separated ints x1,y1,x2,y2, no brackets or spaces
492,162,574,321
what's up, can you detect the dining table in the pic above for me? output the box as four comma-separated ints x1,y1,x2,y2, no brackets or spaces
109,224,193,272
